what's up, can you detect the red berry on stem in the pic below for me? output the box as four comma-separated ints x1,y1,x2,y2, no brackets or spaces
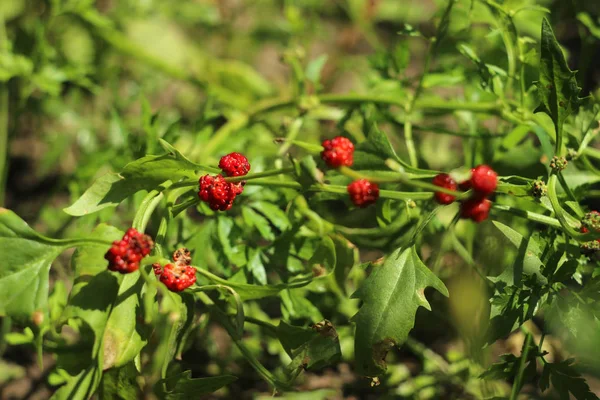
219,152,250,177
321,136,355,168
105,228,154,273
470,165,497,196
347,179,379,208
461,198,492,223
198,174,241,211
158,263,197,292
432,173,458,205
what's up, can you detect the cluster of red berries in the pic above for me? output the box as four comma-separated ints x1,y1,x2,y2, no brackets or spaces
198,152,250,211
105,228,154,273
321,136,355,168
153,248,197,292
432,165,498,223
347,179,380,208
321,136,380,208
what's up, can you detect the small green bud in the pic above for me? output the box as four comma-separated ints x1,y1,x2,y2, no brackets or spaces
582,211,600,232
530,179,547,198
566,148,579,161
550,156,568,172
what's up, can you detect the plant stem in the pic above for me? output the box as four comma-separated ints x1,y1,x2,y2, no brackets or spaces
509,333,532,400
225,167,295,183
196,291,291,392
491,204,561,228
244,179,434,200
338,166,468,197
0,9,7,206
0,84,7,207
557,172,577,203
277,118,303,156
244,316,278,335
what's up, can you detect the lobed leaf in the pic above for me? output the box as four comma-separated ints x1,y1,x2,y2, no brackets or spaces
351,247,448,377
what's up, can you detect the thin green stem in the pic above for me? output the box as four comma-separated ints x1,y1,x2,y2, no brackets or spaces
244,317,278,335
196,291,291,392
557,172,577,203
277,118,303,156
0,7,8,206
338,166,468,197
509,333,532,400
225,167,295,183
244,179,434,200
0,84,7,207
491,204,561,228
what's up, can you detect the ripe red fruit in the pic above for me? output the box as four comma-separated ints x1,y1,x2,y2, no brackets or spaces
105,228,154,273
321,136,355,168
432,173,458,205
154,263,197,292
219,152,251,177
470,165,497,195
460,198,492,223
198,174,243,211
347,179,379,208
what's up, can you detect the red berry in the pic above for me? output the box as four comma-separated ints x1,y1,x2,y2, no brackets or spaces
432,173,458,205
470,165,497,195
158,263,197,292
460,198,492,223
321,136,355,168
219,152,250,177
347,179,379,208
198,174,242,211
105,228,154,273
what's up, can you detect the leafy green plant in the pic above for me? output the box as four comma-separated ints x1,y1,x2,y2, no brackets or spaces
2,0,600,399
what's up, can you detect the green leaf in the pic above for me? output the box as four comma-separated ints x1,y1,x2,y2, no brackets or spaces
99,363,141,400
280,289,323,321
154,371,237,400
577,12,600,39
276,320,341,373
152,292,196,380
52,225,122,400
351,247,448,377
0,209,66,320
103,270,155,370
354,124,400,170
491,222,547,286
534,18,583,153
64,141,217,216
305,54,328,84
250,201,290,231
541,360,598,400
242,207,275,241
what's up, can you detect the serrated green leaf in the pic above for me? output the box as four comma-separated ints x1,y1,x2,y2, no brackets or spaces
534,18,582,153
154,370,237,400
0,209,66,321
351,247,448,377
543,360,599,400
